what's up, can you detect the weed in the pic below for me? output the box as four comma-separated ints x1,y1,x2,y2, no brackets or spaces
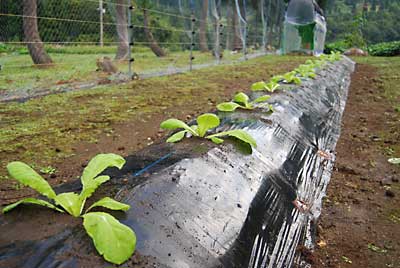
367,243,387,254
40,166,57,175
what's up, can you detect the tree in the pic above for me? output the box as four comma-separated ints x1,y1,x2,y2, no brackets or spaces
142,8,166,57
199,0,209,52
23,0,53,65
115,0,129,60
232,0,242,50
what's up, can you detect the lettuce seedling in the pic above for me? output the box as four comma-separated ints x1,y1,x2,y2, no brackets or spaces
320,52,342,62
305,59,325,68
160,113,257,148
294,64,316,79
282,72,302,85
2,154,136,265
251,80,280,92
217,92,273,112
329,51,342,61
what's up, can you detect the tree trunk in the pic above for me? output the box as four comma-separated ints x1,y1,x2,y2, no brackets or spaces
143,9,166,57
232,0,242,51
276,0,284,49
225,3,232,50
115,0,129,60
23,0,52,65
199,0,209,52
267,0,276,48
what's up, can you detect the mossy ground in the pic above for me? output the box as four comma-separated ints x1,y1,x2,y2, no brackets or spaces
0,46,245,92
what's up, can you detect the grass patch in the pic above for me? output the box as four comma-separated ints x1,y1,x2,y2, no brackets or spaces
0,46,245,92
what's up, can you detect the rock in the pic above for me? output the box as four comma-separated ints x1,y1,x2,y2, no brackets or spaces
370,135,381,141
381,177,393,186
336,164,360,175
344,48,368,56
385,190,395,198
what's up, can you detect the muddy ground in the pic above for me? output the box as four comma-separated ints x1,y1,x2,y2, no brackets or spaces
312,63,400,267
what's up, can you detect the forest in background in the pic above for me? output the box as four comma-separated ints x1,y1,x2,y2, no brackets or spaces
324,0,400,47
0,0,399,62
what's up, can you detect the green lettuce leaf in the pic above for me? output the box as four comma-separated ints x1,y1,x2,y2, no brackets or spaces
82,212,136,265
196,113,220,137
166,130,187,143
80,175,110,201
216,102,242,112
251,81,267,91
207,129,257,148
160,119,197,136
55,192,82,217
2,197,64,214
86,197,130,213
233,92,250,107
252,95,271,103
81,154,125,186
209,137,224,144
7,162,56,200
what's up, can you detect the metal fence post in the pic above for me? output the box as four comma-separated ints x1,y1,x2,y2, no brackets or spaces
218,23,223,64
190,13,195,71
128,0,133,78
99,0,104,47
243,25,248,60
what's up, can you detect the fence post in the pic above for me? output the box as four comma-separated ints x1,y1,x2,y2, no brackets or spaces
243,25,247,60
217,23,223,64
99,0,104,47
128,0,133,78
190,13,195,71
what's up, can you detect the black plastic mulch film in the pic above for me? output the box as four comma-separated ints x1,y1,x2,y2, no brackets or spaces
0,57,355,268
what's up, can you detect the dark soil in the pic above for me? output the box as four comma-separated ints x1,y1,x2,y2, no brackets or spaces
313,64,400,267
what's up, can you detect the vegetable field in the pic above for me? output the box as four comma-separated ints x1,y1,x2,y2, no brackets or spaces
1,0,400,267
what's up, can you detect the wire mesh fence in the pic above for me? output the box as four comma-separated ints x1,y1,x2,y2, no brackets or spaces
0,0,286,98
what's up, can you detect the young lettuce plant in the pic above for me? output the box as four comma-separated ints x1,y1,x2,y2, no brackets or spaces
329,51,342,61
305,59,325,69
294,64,317,79
160,113,256,148
320,52,342,62
251,80,280,92
282,71,302,85
217,92,273,112
2,154,136,265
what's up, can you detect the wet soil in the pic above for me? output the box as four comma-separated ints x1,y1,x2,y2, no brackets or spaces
313,64,400,267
